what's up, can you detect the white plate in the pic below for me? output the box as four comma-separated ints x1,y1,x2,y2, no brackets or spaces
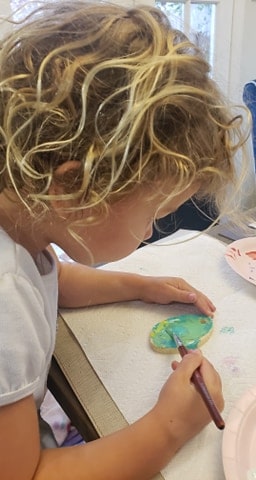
222,385,256,480
225,237,256,285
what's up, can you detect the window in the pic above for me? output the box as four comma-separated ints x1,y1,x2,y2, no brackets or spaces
9,0,244,100
155,2,216,66
154,1,236,97
10,0,42,20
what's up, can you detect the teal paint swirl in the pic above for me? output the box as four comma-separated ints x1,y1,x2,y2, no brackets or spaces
150,314,213,350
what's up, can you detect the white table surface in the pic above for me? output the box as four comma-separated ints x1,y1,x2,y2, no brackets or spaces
58,229,256,480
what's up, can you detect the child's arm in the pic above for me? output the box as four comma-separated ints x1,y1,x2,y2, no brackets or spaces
52,254,215,317
0,350,223,480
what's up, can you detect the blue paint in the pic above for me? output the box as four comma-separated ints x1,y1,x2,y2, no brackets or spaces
150,314,213,351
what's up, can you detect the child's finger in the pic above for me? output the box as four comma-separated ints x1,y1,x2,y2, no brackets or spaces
171,350,203,380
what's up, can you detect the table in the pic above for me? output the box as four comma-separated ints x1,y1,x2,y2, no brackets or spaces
48,228,256,480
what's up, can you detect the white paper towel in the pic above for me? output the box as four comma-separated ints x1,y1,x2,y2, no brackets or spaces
61,231,256,480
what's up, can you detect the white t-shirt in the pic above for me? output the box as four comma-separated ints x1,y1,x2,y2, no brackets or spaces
0,228,58,409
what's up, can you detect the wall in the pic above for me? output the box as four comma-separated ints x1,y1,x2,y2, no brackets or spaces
229,0,256,208
241,0,256,86
0,0,12,38
228,0,256,103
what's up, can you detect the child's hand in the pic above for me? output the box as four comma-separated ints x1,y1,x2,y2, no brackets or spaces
138,276,215,317
152,350,224,448
55,263,216,315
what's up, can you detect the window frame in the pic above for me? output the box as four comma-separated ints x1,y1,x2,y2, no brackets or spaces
8,0,246,101
133,0,239,99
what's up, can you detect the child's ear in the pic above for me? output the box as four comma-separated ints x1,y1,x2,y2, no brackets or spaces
49,160,82,218
53,160,82,178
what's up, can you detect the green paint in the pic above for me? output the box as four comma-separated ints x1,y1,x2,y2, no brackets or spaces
220,326,234,334
150,314,213,350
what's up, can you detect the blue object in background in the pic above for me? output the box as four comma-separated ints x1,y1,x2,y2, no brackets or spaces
243,80,256,166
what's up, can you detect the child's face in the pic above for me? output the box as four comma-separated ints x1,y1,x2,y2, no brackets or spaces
59,183,199,265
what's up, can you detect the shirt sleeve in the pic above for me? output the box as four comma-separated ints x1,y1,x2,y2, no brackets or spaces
0,272,53,407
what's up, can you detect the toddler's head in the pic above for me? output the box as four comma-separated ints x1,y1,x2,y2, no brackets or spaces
0,1,247,223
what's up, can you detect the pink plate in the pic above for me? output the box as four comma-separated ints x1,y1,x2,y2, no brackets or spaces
225,237,256,285
222,385,256,480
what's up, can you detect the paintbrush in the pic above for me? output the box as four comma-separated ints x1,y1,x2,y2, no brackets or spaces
172,331,225,430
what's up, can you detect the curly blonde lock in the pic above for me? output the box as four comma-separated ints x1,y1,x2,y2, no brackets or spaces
0,1,249,223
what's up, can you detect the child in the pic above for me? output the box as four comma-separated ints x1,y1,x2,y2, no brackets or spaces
0,2,247,479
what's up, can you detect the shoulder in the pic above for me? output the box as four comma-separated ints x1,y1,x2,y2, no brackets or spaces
0,227,38,279
0,233,57,409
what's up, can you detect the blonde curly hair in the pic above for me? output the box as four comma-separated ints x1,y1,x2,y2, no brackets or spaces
0,1,249,222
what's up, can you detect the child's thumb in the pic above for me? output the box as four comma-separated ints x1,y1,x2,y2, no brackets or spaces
172,350,203,379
